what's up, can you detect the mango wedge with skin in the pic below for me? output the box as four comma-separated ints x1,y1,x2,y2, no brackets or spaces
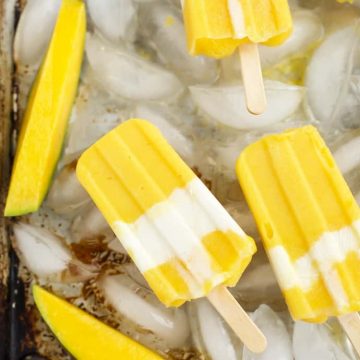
5,0,86,216
33,285,164,360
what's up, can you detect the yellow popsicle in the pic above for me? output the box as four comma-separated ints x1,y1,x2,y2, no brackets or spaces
183,0,293,58
77,119,256,307
237,126,360,322
33,285,164,360
5,0,86,216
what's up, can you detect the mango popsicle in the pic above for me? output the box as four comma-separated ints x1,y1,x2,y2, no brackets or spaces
77,119,266,353
237,126,360,352
182,0,293,115
183,0,292,58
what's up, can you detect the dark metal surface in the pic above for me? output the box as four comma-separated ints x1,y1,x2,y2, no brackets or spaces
0,0,16,358
8,248,38,360
1,2,73,358
0,1,42,359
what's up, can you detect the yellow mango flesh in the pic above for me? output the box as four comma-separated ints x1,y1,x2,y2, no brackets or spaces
33,285,164,360
5,0,86,216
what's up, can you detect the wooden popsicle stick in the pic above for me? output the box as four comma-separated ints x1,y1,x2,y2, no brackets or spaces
207,285,267,354
338,313,360,356
180,0,265,115
238,43,267,115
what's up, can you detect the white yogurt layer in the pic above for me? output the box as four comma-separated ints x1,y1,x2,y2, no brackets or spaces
269,220,360,309
227,0,247,39
113,178,247,281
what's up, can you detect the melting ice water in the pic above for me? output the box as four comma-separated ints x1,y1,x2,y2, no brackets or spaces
13,0,360,358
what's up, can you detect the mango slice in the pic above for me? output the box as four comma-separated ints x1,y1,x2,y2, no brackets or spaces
33,285,164,360
5,0,86,216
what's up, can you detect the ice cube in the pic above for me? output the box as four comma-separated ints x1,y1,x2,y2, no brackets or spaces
260,10,324,69
46,162,91,216
14,0,61,66
86,34,183,101
88,0,138,43
71,204,113,243
139,2,218,84
243,305,293,360
306,23,360,129
98,274,190,348
188,299,242,360
64,82,130,164
134,103,194,162
190,81,304,130
13,223,96,282
334,134,360,174
293,321,353,360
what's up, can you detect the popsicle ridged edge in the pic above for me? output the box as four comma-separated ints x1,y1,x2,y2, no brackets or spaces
236,125,360,320
76,118,266,353
76,119,257,303
236,125,360,355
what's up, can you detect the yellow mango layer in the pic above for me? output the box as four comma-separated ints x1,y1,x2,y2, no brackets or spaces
33,285,163,360
237,126,360,322
77,119,256,307
144,230,256,307
77,119,195,225
5,0,86,216
183,0,292,58
282,252,360,322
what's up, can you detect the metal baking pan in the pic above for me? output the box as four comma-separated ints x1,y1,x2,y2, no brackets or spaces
0,1,70,358
3,1,360,360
